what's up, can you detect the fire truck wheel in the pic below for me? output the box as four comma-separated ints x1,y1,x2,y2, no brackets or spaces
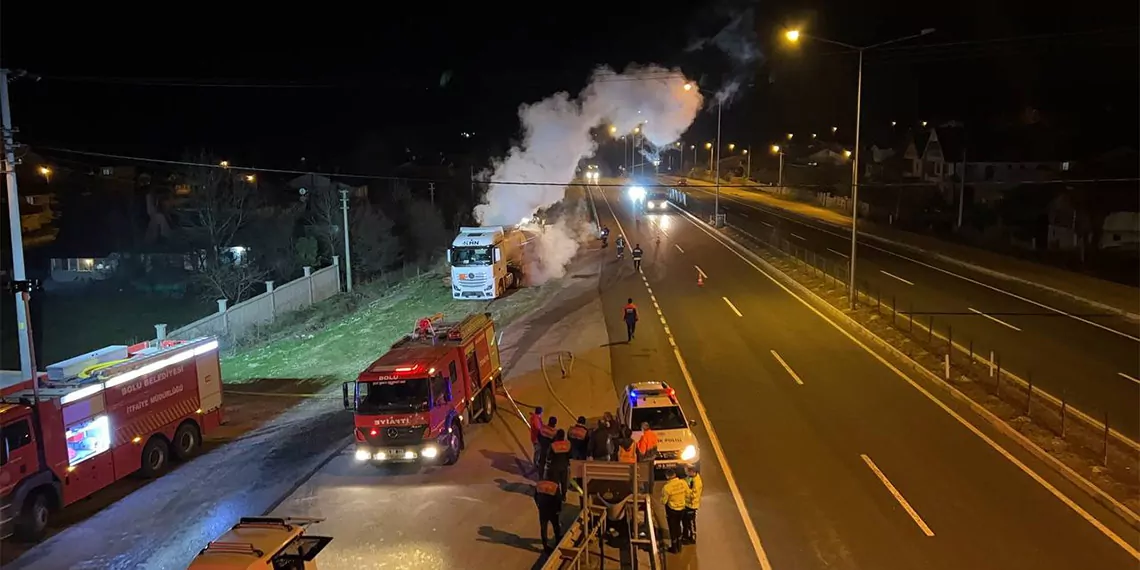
443,423,463,466
173,422,202,460
15,491,50,542
140,436,171,478
480,389,496,422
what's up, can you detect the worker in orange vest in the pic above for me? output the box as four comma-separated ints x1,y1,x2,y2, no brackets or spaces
534,478,563,553
528,406,544,466
547,430,572,500
636,421,659,461
567,416,589,460
536,416,558,478
622,298,639,342
615,426,637,463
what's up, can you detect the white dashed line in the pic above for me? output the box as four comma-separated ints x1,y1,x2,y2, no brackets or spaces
738,211,749,218
968,307,1022,332
694,265,708,280
723,297,743,317
1119,372,1140,386
770,350,804,385
791,233,806,241
880,270,915,286
827,248,849,259
861,454,935,537
675,244,685,253
761,221,774,228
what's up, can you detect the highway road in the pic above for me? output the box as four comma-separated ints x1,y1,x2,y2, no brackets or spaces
673,180,1140,442
589,183,1139,570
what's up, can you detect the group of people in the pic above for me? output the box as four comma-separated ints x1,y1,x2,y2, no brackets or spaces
528,406,701,555
600,226,644,271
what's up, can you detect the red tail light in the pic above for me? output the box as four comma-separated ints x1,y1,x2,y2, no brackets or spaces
369,428,378,436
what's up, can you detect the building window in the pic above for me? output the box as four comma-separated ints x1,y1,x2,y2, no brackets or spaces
78,258,95,272
100,167,114,176
1062,161,1070,171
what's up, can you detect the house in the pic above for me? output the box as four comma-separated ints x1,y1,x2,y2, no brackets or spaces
9,150,60,247
1046,186,1139,252
49,254,119,284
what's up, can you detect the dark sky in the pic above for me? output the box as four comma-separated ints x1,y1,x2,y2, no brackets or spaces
1,0,1136,173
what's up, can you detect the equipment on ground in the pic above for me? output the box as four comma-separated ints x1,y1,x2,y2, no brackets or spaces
188,516,332,570
448,226,533,300
343,313,502,466
0,338,224,541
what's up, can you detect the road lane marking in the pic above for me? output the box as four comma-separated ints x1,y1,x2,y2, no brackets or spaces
968,307,1022,332
769,350,804,385
1118,372,1140,386
860,454,935,537
591,184,774,570
670,202,1140,560
880,270,915,286
675,244,685,253
738,211,749,218
695,265,708,279
827,248,849,259
761,221,774,228
685,184,1140,342
723,297,743,317
790,233,806,241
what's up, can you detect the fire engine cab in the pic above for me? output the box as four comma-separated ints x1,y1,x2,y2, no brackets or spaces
343,313,501,466
0,338,223,541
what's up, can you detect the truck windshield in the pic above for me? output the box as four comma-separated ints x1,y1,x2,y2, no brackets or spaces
451,246,493,267
632,406,687,430
648,192,669,202
357,379,430,414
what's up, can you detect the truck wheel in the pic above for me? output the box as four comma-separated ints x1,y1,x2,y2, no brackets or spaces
481,388,496,421
15,491,50,542
443,423,463,466
172,422,201,461
139,436,170,478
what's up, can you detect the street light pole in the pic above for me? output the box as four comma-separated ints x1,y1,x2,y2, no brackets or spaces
714,102,722,221
848,48,864,308
339,189,353,293
1,68,33,380
778,152,785,188
745,147,751,181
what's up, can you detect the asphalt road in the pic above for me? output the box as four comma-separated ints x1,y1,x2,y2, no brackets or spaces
674,181,1140,441
590,184,1139,570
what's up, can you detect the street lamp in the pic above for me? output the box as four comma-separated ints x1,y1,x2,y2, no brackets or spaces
743,147,751,181
728,143,736,152
244,174,256,183
219,160,230,168
770,145,785,189
609,125,617,135
38,166,51,182
783,25,935,308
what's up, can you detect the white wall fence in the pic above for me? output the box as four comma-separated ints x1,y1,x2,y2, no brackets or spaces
153,257,342,345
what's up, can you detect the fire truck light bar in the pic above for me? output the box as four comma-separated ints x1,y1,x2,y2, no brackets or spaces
60,340,219,405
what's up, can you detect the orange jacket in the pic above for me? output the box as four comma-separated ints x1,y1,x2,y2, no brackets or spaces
636,429,658,455
623,303,638,322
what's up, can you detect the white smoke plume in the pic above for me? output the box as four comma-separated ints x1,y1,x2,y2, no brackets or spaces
475,64,702,283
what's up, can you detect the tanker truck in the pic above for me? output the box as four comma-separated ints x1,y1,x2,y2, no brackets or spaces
448,225,533,300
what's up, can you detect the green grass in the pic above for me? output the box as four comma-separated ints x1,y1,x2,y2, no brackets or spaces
221,265,555,386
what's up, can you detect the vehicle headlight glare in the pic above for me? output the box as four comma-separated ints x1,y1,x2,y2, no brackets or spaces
681,445,697,461
422,445,439,459
354,449,371,461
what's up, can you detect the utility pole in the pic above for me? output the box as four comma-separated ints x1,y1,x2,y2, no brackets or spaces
956,148,967,230
745,146,752,181
848,49,864,309
469,165,475,202
428,182,435,207
1,68,33,380
777,151,785,188
714,102,722,224
339,189,353,292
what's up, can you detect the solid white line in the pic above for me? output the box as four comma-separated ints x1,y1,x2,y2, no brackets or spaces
880,270,915,286
675,244,685,254
861,454,935,537
592,184,774,570
723,297,743,317
671,203,1140,560
695,265,708,279
827,248,849,259
790,233,806,241
968,307,1022,332
687,185,1140,342
1117,372,1140,386
761,221,774,228
770,350,804,385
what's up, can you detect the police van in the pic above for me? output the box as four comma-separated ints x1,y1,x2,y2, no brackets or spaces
617,382,699,469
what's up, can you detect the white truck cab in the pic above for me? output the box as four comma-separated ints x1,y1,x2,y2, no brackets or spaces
618,382,700,469
448,226,528,300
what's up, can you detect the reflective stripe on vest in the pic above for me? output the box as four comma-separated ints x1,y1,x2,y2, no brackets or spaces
551,440,571,453
539,425,557,439
536,480,559,495
568,425,588,440
618,444,637,463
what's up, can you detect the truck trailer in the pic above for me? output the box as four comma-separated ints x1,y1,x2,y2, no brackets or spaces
342,313,501,466
448,225,532,300
0,337,224,541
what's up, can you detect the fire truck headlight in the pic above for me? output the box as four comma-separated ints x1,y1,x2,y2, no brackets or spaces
355,449,372,461
681,445,697,461
403,450,417,460
421,445,439,459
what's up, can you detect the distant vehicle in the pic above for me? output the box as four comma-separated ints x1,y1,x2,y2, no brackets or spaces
617,381,699,470
0,338,223,541
188,516,332,570
642,190,671,214
676,180,688,186
342,313,502,466
448,226,532,300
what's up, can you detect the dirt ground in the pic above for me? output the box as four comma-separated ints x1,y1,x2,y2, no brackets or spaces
0,378,325,565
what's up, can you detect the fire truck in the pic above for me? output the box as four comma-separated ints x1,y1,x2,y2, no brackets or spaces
343,313,501,466
0,337,224,541
189,516,332,570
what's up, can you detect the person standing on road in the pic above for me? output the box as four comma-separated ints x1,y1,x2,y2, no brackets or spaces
547,430,572,501
568,416,589,460
534,479,563,553
614,426,637,463
632,244,644,272
683,465,703,544
528,406,544,466
661,468,690,553
536,416,558,478
636,421,659,462
622,298,639,342
587,417,612,460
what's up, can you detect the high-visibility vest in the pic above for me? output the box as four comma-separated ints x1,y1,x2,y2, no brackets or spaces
568,425,588,441
617,443,637,463
538,425,557,440
637,430,658,455
623,304,638,321
536,480,559,495
551,440,571,453
632,248,643,259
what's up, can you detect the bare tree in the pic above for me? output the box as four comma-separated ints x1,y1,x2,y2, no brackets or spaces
178,156,268,302
405,199,450,262
350,203,402,277
249,203,304,282
307,179,343,261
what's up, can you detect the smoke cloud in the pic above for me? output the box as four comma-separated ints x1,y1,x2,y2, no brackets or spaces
474,64,702,283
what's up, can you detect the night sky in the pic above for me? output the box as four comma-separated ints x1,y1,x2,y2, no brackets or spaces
2,0,1136,173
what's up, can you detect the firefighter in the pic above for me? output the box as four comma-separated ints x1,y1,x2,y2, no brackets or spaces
536,416,558,478
632,243,644,272
586,417,612,460
547,430,572,501
600,226,610,247
528,406,544,467
615,235,626,259
534,478,563,553
567,416,589,460
683,464,703,544
622,298,638,342
661,468,690,553
636,421,659,461
614,426,637,464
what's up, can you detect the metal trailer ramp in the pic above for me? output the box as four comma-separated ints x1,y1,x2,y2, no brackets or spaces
540,460,666,570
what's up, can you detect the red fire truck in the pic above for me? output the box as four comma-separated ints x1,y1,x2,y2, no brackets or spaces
0,337,224,541
343,313,501,466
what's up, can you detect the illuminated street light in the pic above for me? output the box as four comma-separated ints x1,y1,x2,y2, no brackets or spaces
609,125,617,134
831,126,838,133
891,121,897,126
811,133,817,139
244,174,256,183
770,145,780,154
220,160,230,168
921,121,928,127
704,142,712,149
728,143,736,152
633,127,640,134
785,29,801,42
37,166,51,177
742,149,748,155
786,133,794,140
843,149,852,159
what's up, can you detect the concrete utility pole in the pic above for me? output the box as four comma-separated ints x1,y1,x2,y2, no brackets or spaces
1,68,33,380
714,101,723,224
469,165,475,201
339,189,353,292
428,182,436,207
957,148,967,230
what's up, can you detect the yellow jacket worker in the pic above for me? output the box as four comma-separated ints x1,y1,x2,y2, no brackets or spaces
684,466,703,543
661,469,689,553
